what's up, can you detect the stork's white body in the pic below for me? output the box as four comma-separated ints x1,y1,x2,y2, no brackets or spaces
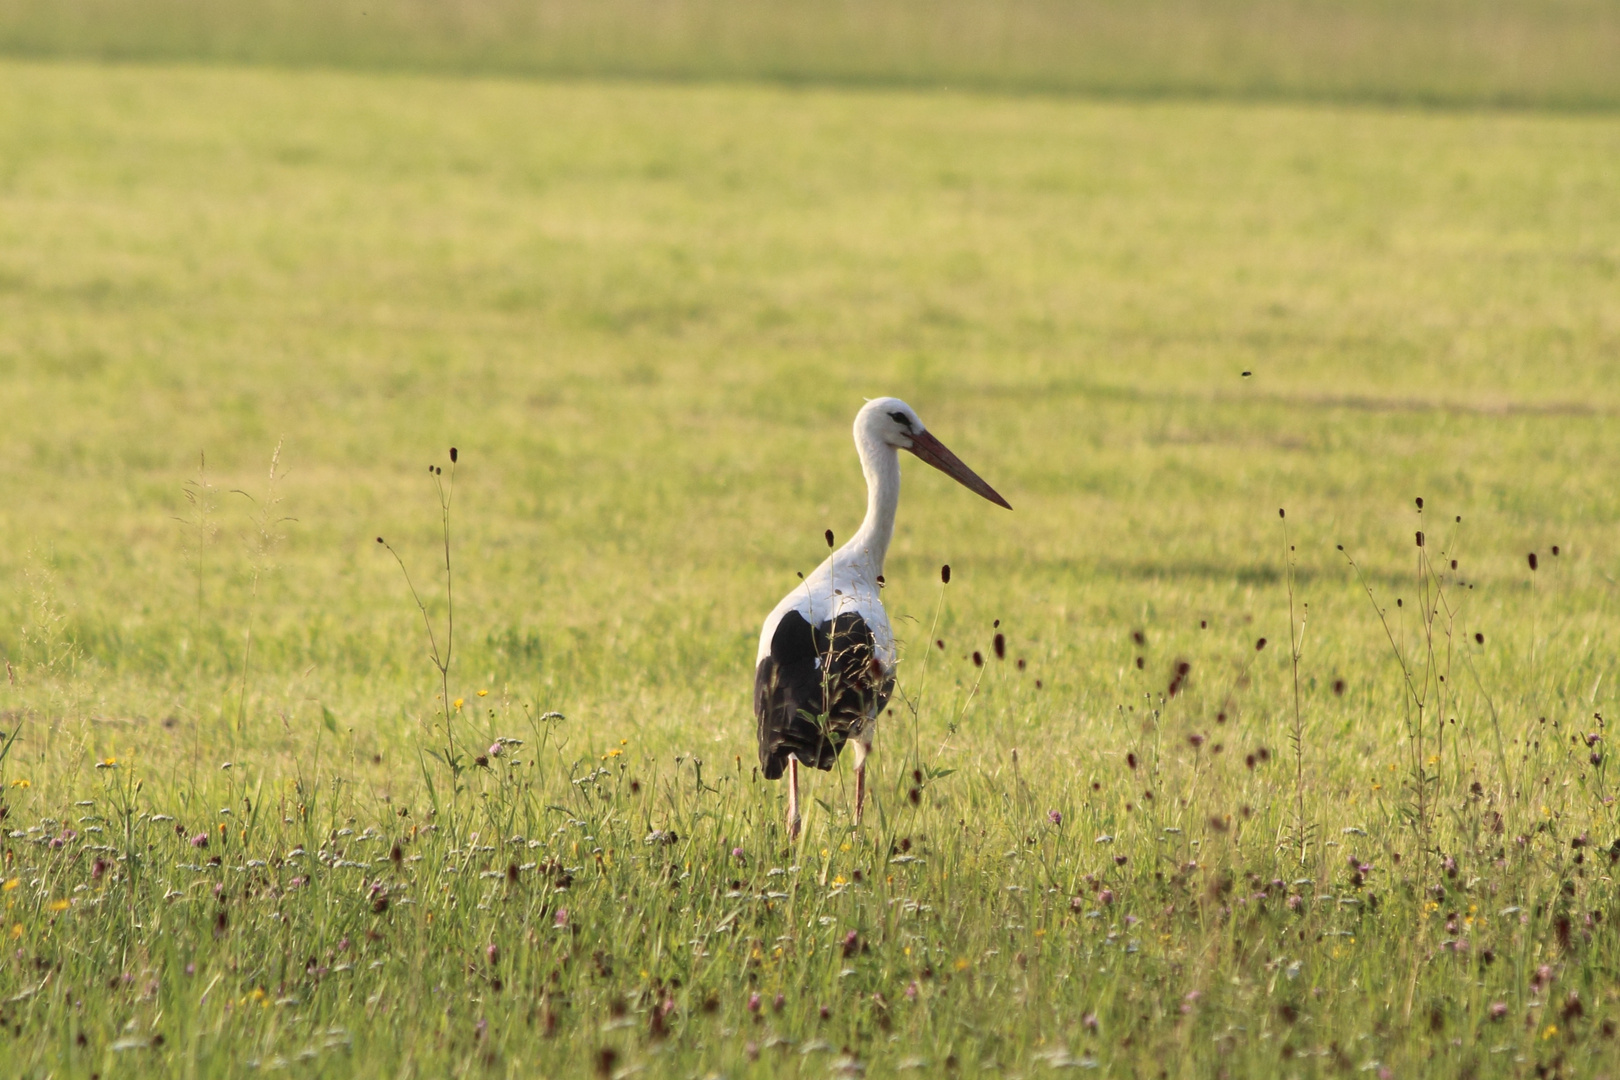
754,412,901,675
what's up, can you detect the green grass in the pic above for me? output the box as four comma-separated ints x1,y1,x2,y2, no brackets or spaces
2,57,1620,1076
2,0,1620,109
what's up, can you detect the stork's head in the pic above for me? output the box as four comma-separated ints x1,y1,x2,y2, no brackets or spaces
857,397,1012,510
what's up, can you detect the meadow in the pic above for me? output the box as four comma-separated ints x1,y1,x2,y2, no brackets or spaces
1,54,1620,1077
3,0,1620,110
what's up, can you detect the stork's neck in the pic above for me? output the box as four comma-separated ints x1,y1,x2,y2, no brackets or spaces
842,427,900,578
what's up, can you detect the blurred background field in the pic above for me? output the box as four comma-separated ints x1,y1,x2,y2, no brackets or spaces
3,4,1620,1077
3,60,1618,747
3,0,1620,109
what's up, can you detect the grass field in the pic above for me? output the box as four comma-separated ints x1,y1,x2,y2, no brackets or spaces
3,0,1620,110
3,56,1620,1077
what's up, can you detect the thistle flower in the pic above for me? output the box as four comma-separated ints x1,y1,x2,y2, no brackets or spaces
1047,809,1061,825
190,833,209,848
554,907,569,928
747,992,761,1013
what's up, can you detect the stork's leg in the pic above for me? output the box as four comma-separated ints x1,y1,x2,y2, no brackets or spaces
851,738,871,827
786,755,802,841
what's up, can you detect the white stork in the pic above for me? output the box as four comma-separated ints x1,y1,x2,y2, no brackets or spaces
754,397,1010,840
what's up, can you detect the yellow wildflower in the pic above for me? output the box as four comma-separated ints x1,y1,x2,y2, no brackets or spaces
48,899,71,912
1,879,18,892
476,690,488,697
453,698,464,710
8,924,20,939
955,958,970,971
1543,1024,1558,1040
9,779,29,789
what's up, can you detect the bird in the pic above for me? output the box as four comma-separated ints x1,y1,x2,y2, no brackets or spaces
753,397,1011,841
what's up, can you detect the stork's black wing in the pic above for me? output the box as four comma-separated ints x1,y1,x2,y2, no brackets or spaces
754,609,893,779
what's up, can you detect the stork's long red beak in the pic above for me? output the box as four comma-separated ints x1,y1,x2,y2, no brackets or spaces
907,430,1012,510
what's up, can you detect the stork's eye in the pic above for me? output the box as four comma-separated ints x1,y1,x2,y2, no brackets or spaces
889,411,911,428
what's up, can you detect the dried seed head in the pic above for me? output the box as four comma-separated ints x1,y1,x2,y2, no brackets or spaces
449,447,458,463
1528,552,1538,571
972,651,983,668
1255,638,1267,651
940,564,951,584
1416,531,1424,548
825,529,835,548
1332,679,1346,696
1131,629,1145,647
1475,632,1484,645
1415,497,1423,509
993,633,1006,660
1126,752,1138,770
1278,508,1284,519
1552,545,1560,556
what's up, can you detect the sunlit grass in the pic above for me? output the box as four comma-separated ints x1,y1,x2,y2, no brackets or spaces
2,60,1620,1075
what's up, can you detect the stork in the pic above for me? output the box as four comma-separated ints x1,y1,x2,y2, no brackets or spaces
754,397,1010,841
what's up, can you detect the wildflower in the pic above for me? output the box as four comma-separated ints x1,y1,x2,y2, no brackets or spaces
1098,889,1115,905
554,907,569,928
453,698,464,711
190,834,209,848
1082,1012,1098,1031
8,924,20,939
0,879,16,892
488,743,503,758
1488,1002,1507,1021
9,779,28,789
1542,1024,1558,1040
1286,895,1302,912
1047,810,1062,826
842,931,859,957
486,943,499,966
48,899,70,912
773,993,785,1012
747,992,761,1013
476,689,488,697
603,748,623,759
732,847,746,863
